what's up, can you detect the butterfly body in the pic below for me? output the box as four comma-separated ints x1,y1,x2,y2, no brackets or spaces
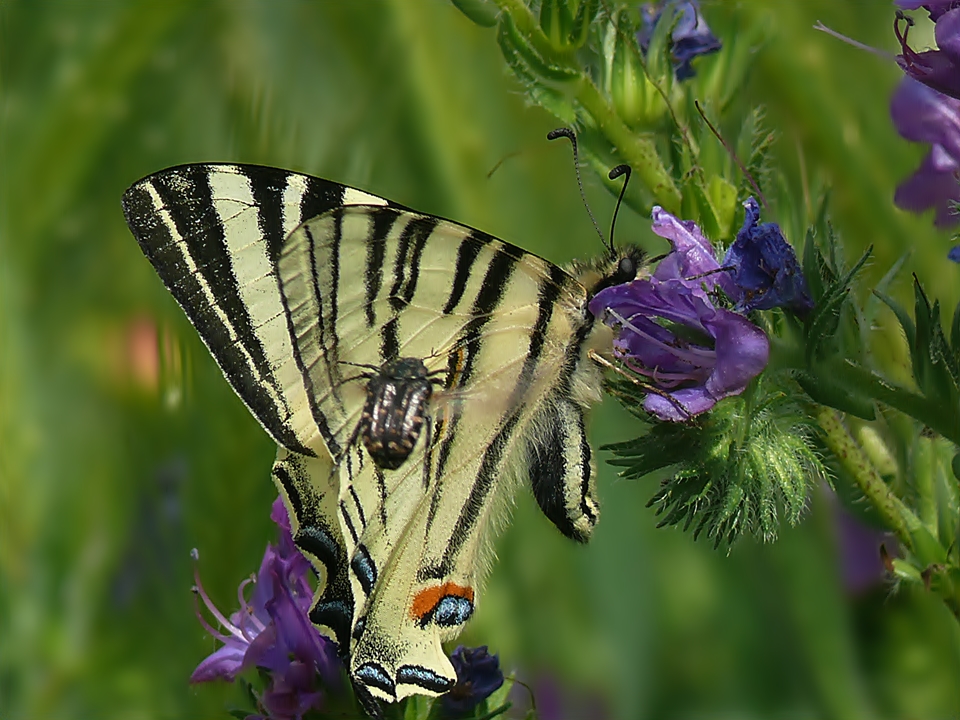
358,357,435,471
122,163,638,707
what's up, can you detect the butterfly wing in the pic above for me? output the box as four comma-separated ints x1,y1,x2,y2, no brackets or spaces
122,163,398,651
278,208,606,700
121,163,398,457
271,447,355,650
123,164,607,703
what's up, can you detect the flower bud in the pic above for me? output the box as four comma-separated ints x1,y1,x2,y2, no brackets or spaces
603,10,666,128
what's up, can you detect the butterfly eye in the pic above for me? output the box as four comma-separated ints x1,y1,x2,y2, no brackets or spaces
618,256,637,282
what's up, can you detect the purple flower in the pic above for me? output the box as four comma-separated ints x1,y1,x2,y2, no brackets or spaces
637,1,722,80
440,646,505,716
891,77,960,226
895,5,960,101
836,505,896,595
897,1,960,24
827,488,897,595
722,198,814,314
191,498,342,719
590,208,769,422
949,245,960,261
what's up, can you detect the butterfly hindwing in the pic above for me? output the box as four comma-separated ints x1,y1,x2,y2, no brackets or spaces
275,208,606,699
123,163,610,705
271,447,354,649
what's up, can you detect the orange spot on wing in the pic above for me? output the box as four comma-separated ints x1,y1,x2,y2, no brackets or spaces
410,582,475,620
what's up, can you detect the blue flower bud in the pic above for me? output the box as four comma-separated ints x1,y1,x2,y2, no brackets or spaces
723,197,814,314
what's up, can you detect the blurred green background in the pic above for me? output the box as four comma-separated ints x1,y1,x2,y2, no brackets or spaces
2,1,960,718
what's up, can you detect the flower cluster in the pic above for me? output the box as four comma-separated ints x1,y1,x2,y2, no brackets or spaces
191,498,342,719
891,77,960,228
190,499,507,719
895,1,960,101
589,200,801,421
893,2,960,228
637,0,722,80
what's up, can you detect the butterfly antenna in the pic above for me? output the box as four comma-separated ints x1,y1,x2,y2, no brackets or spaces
547,128,607,250
607,164,631,258
694,100,768,211
486,149,523,179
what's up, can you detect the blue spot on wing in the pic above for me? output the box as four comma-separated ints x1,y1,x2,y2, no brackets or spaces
355,662,395,697
431,596,474,627
396,664,455,693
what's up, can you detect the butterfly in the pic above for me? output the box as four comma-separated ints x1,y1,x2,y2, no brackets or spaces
122,163,640,709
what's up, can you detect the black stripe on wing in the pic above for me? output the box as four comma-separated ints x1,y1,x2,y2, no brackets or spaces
124,167,311,454
123,164,412,455
528,394,596,542
271,452,355,651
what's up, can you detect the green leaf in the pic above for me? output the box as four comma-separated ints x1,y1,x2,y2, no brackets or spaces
913,279,960,402
804,245,872,363
569,0,599,48
795,370,876,421
707,175,738,239
451,0,499,27
496,15,577,123
687,176,724,241
497,12,580,83
874,290,916,350
951,299,960,352
539,0,573,48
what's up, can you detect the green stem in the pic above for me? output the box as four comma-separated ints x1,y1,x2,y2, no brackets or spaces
912,437,939,531
492,0,682,212
815,407,917,552
495,0,577,64
575,79,682,212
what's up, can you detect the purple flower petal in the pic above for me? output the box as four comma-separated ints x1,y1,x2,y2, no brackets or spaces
442,646,504,715
593,273,769,422
891,77,960,158
651,206,738,297
669,1,723,80
891,78,960,226
637,1,722,80
896,1,960,22
701,306,771,401
896,8,960,100
644,385,718,421
190,497,344,715
894,145,960,226
190,642,248,683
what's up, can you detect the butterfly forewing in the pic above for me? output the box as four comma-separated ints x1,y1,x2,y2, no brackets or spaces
121,164,394,457
122,163,610,707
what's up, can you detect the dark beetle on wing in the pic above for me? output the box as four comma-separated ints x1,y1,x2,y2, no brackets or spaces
360,357,436,471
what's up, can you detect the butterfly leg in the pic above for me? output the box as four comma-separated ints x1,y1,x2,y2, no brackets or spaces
420,414,434,490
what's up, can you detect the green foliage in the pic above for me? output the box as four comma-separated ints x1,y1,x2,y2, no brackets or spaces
605,377,823,547
3,2,960,720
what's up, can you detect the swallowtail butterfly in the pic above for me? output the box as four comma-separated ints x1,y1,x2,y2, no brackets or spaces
122,163,639,708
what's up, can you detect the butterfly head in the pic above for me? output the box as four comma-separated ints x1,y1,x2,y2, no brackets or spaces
570,244,648,302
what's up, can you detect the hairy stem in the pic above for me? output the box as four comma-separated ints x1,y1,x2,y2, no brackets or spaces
815,407,917,551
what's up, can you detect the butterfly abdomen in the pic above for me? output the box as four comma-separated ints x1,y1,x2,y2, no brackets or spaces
360,357,434,471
